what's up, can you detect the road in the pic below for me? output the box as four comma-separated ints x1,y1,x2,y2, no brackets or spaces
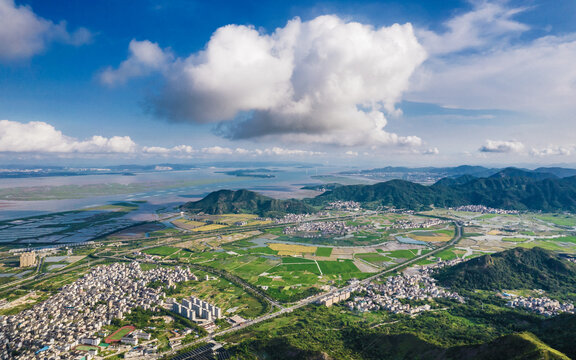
165,221,463,357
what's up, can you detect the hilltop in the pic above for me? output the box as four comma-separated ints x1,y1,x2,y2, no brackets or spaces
180,189,315,217
433,247,576,297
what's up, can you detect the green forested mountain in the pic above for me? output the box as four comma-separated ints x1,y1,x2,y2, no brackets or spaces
232,324,570,360
180,189,315,217
433,247,576,297
314,169,576,211
183,168,576,215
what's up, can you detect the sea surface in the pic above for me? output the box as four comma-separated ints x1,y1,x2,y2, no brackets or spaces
0,166,349,221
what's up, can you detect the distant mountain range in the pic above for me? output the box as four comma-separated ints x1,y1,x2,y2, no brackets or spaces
342,165,576,179
314,168,576,212
182,167,576,214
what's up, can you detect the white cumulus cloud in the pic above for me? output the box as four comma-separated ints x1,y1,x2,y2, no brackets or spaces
0,120,136,153
479,139,525,154
100,40,173,86
530,146,572,157
105,15,427,148
0,0,92,62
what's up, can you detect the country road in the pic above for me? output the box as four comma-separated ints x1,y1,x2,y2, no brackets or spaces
165,221,463,357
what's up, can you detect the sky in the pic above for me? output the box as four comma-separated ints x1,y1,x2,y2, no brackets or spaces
1,0,575,167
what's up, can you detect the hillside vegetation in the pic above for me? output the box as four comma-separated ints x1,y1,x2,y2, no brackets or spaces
182,168,576,215
433,247,576,299
315,168,576,211
180,189,315,217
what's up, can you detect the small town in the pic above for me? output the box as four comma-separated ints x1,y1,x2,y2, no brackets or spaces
390,218,447,230
345,265,465,316
0,262,197,359
452,205,520,215
506,295,575,317
283,220,367,237
325,201,362,211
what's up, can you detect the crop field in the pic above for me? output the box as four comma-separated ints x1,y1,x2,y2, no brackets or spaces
172,219,206,230
142,246,179,256
274,263,321,274
502,237,530,242
105,325,135,343
317,260,360,275
409,229,454,242
386,249,417,259
192,224,228,232
268,243,317,255
315,247,333,257
517,240,576,252
434,249,460,261
192,213,272,226
533,214,576,227
214,213,258,225
356,253,390,265
282,257,315,264
546,236,576,244
239,246,279,255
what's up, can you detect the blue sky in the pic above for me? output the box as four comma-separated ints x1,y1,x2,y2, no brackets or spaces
1,0,576,166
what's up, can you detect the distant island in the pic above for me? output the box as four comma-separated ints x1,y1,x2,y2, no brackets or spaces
216,168,278,178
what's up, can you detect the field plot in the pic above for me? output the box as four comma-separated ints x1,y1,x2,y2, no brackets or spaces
172,219,206,230
356,253,390,266
274,263,321,275
192,224,228,232
143,246,179,256
105,325,135,343
427,209,576,255
434,249,460,261
282,257,315,264
268,243,317,256
408,229,454,242
502,237,530,242
533,214,576,227
317,260,360,275
315,247,333,257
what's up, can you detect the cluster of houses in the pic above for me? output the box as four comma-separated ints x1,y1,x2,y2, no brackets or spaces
283,220,367,238
506,295,575,317
274,213,314,224
346,267,464,315
391,218,447,230
451,205,519,214
0,262,196,359
325,201,361,211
